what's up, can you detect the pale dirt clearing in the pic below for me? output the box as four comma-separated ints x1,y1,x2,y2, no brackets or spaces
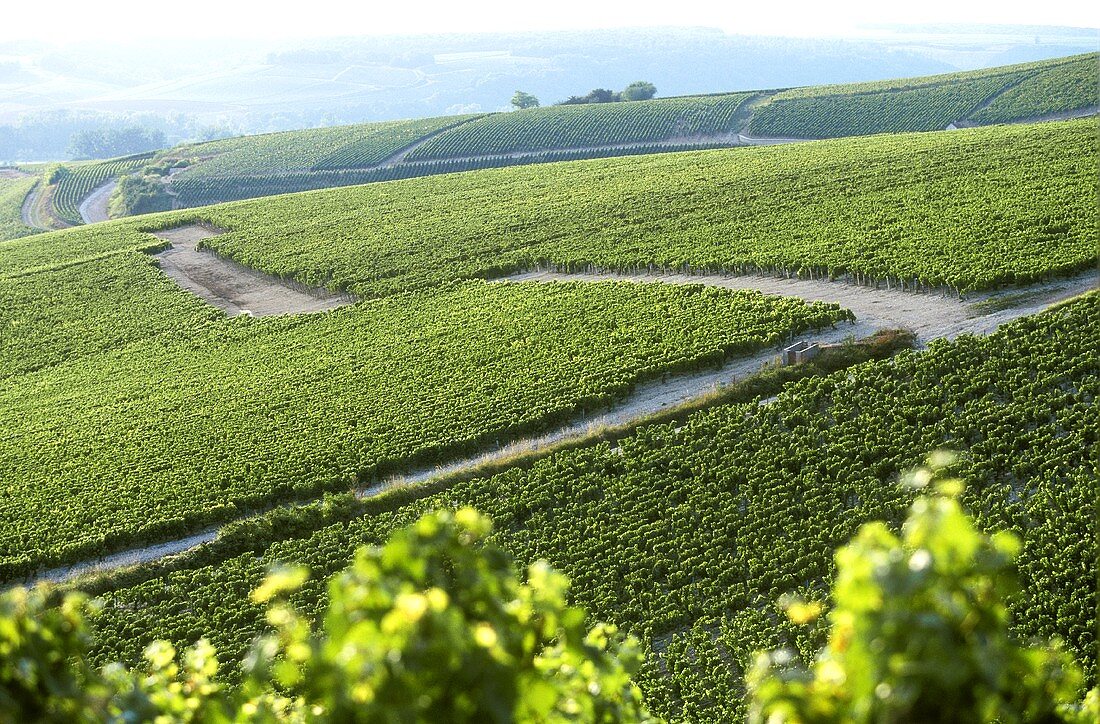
149,224,353,317
79,180,116,224
505,269,1098,345
735,133,806,145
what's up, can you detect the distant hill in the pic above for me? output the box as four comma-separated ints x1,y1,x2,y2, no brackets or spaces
1,23,1096,160
9,51,1096,233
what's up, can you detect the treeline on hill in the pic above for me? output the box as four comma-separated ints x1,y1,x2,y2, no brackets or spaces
68,127,166,161
0,109,234,163
559,81,658,105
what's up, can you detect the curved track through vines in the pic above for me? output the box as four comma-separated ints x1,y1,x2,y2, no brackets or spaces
78,180,117,224
26,265,1098,586
20,181,48,230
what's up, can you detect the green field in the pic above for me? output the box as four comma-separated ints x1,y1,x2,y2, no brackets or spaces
747,52,1098,138
3,119,1093,573
2,114,1096,719
6,121,1093,299
184,120,1095,295
0,261,845,576
80,293,1098,720
405,92,757,160
971,53,1100,123
37,53,1094,220
0,174,36,241
176,115,477,177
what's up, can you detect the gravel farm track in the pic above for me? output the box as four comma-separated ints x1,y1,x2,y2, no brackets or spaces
19,180,51,231
149,225,353,316
78,180,117,224
26,243,1098,585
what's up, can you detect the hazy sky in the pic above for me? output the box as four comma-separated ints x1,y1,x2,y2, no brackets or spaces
3,0,1098,42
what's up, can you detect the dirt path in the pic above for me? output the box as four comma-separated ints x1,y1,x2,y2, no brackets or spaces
79,180,116,224
20,181,47,230
506,269,1098,345
372,117,483,167
149,225,353,316
23,266,1095,585
26,315,855,586
33,530,219,585
22,182,70,231
20,182,70,231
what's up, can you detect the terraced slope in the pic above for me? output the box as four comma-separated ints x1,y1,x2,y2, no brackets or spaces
971,53,1100,123
747,52,1097,138
4,120,1092,293
54,54,1096,218
4,113,1095,719
6,121,1093,296
80,293,1098,721
166,95,760,208
3,118,1093,573
177,115,476,176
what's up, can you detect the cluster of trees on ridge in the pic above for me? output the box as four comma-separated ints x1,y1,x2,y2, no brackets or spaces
68,127,168,162
511,81,658,109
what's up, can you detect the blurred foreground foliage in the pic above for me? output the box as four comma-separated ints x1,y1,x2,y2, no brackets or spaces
1,459,1094,722
1,509,654,723
748,454,1097,723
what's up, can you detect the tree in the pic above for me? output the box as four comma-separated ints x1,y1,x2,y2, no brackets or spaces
109,173,173,218
0,509,657,722
511,91,540,110
747,453,1097,723
620,81,657,102
67,126,166,160
558,88,620,105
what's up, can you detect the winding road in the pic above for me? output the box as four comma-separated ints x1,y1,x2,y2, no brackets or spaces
20,181,48,230
78,180,117,224
25,266,1097,586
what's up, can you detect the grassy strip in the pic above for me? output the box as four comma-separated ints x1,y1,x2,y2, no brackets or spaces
61,329,914,599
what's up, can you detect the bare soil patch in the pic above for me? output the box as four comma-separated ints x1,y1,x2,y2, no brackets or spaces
505,269,1098,345
149,224,353,317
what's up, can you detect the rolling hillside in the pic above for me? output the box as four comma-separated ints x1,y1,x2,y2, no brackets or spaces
15,51,1092,231
1,115,1096,718
81,292,1098,721
746,52,1098,138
